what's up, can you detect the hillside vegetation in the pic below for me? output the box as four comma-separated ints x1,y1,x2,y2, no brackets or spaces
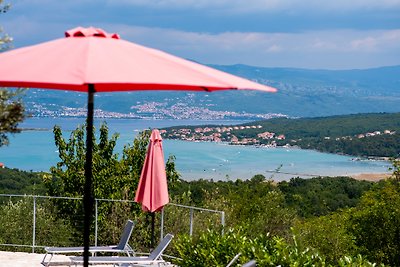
0,167,46,194
1,125,400,266
2,165,400,266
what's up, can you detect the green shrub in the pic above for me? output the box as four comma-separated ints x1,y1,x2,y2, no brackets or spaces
173,228,326,267
278,176,373,218
348,180,400,266
173,227,384,267
292,211,355,265
0,198,75,251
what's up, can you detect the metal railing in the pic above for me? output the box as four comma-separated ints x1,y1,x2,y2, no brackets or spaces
0,194,225,252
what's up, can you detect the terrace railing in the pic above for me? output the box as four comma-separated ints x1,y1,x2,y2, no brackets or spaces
0,194,225,253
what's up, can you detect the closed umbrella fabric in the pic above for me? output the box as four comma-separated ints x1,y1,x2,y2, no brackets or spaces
135,129,169,213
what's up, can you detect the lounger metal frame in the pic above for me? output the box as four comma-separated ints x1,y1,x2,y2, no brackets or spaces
41,220,135,266
69,234,174,267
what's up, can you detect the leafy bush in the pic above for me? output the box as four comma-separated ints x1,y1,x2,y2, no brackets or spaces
292,211,355,265
0,167,46,194
338,255,385,267
278,176,373,217
173,228,324,267
173,228,381,267
348,180,400,266
171,176,296,239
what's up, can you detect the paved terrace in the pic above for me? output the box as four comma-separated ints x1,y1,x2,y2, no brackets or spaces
0,251,177,267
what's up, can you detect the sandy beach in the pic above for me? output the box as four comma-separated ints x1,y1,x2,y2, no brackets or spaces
350,172,391,181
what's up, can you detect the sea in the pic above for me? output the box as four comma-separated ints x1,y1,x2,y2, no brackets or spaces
0,117,391,181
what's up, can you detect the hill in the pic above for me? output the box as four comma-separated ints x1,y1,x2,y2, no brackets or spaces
22,64,400,119
161,112,400,158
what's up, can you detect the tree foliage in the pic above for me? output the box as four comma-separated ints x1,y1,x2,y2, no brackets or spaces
0,1,26,147
0,1,12,52
292,211,356,265
347,180,400,266
47,123,179,200
173,228,381,267
0,167,46,194
278,176,373,217
0,198,76,251
43,123,180,247
2,146,400,265
0,89,26,147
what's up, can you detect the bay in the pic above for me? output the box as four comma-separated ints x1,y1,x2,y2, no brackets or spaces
0,117,391,181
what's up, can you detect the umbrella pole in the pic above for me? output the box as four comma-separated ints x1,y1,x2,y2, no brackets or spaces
83,84,95,267
151,212,155,248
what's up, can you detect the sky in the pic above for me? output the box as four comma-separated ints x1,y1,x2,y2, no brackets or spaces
1,0,400,70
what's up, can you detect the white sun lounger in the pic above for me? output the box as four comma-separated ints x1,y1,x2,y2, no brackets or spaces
41,219,135,266
69,233,174,266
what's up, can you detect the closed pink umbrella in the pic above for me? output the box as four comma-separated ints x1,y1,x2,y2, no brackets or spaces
135,129,168,246
135,129,168,212
0,26,276,266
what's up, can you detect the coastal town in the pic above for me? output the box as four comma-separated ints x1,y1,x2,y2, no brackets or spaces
161,124,287,147
161,124,397,150
28,101,288,121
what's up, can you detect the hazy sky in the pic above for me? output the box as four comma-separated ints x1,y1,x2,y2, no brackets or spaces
2,0,400,69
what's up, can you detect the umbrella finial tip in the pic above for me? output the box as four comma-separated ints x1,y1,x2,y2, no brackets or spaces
65,27,120,39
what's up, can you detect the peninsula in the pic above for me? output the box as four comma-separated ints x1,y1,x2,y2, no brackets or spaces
161,112,400,158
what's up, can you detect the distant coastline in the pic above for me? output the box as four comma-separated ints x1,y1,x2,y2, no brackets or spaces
164,135,392,164
160,113,400,160
4,116,393,181
21,127,50,131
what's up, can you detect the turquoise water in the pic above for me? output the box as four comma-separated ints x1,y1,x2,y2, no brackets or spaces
0,118,391,181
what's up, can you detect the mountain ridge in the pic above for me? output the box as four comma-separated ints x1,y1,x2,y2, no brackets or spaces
23,64,400,119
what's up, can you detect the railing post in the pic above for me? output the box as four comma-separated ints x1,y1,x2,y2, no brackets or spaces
160,207,164,239
189,208,194,236
32,196,36,253
95,199,98,246
221,211,225,235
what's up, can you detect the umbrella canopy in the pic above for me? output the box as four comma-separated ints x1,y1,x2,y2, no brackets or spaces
0,26,277,267
135,129,169,213
0,26,277,93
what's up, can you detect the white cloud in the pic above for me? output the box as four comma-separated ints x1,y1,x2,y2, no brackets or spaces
351,37,378,51
116,25,400,53
108,25,400,69
108,0,400,13
4,13,400,69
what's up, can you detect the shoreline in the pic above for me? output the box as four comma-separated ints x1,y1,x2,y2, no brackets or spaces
165,138,394,162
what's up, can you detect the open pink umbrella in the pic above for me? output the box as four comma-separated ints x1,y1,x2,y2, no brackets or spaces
135,129,168,246
0,26,276,266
